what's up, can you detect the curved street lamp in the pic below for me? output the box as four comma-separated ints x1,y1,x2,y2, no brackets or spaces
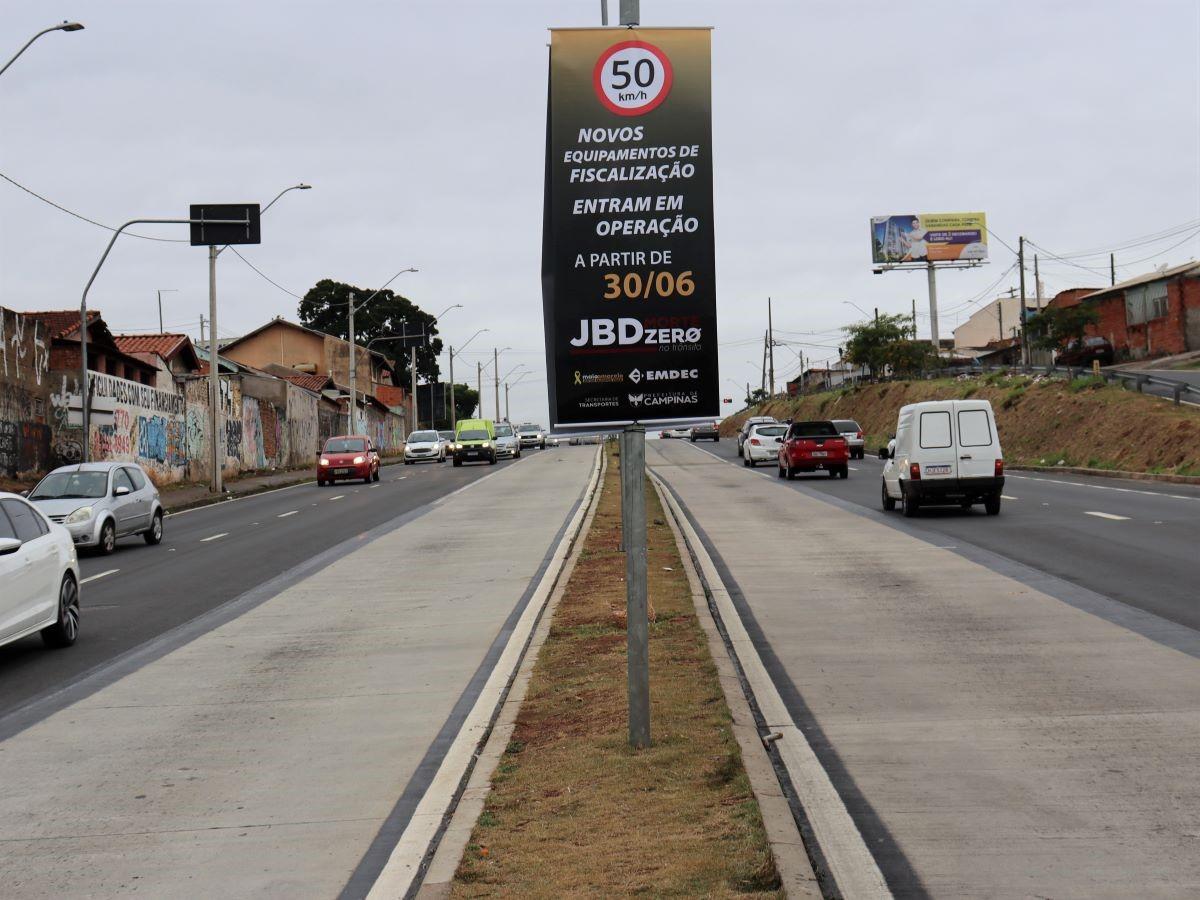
448,328,489,427
1,21,84,79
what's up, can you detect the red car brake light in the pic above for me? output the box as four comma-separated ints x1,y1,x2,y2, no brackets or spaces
995,459,1004,477
909,462,921,480
750,438,760,445
856,431,863,438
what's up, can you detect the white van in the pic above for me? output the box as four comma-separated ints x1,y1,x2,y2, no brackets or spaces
880,399,1004,517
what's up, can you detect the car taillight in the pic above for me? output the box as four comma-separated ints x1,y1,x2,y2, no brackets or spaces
750,438,760,445
909,462,921,480
856,431,863,438
995,459,1004,477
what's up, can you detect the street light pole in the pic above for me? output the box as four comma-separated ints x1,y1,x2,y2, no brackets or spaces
345,268,419,433
429,303,462,429
1,21,84,79
156,289,178,333
447,328,489,429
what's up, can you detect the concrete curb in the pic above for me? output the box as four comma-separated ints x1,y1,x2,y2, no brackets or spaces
1007,464,1200,485
364,446,605,900
651,477,821,899
649,468,892,900
413,448,609,898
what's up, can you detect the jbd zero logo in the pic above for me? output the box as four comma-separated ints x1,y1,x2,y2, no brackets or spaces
593,41,673,117
569,317,701,348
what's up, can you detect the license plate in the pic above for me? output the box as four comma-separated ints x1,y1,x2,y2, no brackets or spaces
811,451,827,457
925,464,952,475
334,468,350,474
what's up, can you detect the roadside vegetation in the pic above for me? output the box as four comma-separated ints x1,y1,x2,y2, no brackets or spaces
725,374,1200,476
453,446,781,897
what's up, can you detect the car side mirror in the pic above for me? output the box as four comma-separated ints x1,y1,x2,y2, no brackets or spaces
0,537,22,556
114,485,131,497
878,447,890,460
19,489,29,497
774,437,782,443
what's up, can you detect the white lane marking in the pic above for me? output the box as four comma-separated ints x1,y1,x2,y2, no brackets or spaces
1001,495,1018,500
277,510,298,518
1008,474,1199,502
329,495,345,501
370,484,380,489
1085,511,1130,521
200,532,229,542
399,476,408,480
81,569,119,585
848,466,859,471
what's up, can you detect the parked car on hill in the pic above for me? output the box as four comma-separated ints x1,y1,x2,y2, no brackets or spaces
1056,335,1114,367
777,420,849,479
28,462,164,554
318,435,380,485
0,491,80,649
742,422,787,466
737,416,778,457
831,419,866,459
879,399,1003,516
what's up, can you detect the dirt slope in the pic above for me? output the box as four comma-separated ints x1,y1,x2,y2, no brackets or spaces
722,374,1200,476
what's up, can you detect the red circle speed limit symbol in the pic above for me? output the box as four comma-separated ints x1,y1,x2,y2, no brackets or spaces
592,40,674,117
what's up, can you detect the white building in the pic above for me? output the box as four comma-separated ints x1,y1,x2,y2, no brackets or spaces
954,296,1043,350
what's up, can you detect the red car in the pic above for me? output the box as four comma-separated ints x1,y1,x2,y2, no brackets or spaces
317,435,380,486
777,420,850,479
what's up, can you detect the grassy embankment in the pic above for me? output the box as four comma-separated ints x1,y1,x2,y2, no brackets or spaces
724,373,1200,476
452,446,781,897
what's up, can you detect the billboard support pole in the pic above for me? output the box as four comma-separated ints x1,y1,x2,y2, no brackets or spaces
926,263,939,361
1018,235,1028,369
621,423,650,749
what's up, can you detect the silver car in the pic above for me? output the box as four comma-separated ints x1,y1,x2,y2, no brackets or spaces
493,423,521,459
27,462,164,555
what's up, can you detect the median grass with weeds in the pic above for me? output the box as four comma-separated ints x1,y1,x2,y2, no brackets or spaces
452,445,781,898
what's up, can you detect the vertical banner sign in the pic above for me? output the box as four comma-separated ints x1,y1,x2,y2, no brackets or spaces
542,28,718,429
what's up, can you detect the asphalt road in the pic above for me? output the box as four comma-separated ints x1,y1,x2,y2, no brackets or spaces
679,436,1200,632
0,453,531,717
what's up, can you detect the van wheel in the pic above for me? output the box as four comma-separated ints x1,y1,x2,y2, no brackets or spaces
881,481,896,511
985,493,1001,516
453,459,462,467
786,465,796,481
902,490,920,518
777,463,785,479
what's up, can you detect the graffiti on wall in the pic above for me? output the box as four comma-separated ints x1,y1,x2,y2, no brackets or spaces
0,308,50,386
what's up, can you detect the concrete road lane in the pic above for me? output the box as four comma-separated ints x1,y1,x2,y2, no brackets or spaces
0,445,597,899
0,454,525,719
692,436,1200,631
648,438,1200,897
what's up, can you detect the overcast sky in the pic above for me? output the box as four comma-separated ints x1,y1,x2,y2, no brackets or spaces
3,0,1198,424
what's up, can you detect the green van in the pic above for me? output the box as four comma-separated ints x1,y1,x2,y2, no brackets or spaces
453,418,497,466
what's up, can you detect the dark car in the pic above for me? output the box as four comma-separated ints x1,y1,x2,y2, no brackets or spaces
689,421,720,442
1057,336,1114,367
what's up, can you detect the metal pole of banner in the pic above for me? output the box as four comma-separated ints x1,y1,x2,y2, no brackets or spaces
926,262,940,359
619,0,640,27
600,0,608,26
622,423,650,748
208,244,222,493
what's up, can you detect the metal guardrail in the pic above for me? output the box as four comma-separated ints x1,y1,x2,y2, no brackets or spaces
788,364,1200,405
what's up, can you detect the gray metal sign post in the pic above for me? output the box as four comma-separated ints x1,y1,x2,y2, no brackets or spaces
621,424,650,748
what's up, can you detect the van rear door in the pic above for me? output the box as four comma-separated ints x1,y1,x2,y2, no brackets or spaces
915,406,957,482
953,402,999,479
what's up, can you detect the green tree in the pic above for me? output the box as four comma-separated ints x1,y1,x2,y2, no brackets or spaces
842,313,919,378
747,387,769,406
298,279,444,386
1025,305,1101,351
450,384,480,422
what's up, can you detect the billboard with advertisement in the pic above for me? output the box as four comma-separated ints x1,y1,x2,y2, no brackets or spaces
541,27,718,430
871,212,988,265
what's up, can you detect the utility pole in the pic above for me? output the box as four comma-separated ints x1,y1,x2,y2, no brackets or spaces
761,330,768,395
1110,253,1116,286
199,314,206,346
1019,236,1028,367
410,345,418,435
767,297,775,398
449,347,457,429
874,306,879,324
476,361,482,416
1034,254,1043,311
504,382,510,422
998,299,1004,343
348,291,357,434
911,298,917,338
493,347,500,421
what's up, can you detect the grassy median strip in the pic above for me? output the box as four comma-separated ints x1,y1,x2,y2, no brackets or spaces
452,445,781,897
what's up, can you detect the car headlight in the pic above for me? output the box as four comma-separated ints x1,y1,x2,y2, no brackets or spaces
320,458,330,466
353,456,365,464
66,506,93,524
482,441,491,449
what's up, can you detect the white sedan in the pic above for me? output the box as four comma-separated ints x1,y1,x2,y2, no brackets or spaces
742,422,788,467
0,491,81,650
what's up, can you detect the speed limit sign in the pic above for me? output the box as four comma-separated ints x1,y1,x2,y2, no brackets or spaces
592,40,674,116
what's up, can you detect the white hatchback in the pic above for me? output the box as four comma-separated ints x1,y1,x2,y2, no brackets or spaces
0,492,81,650
742,422,788,466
